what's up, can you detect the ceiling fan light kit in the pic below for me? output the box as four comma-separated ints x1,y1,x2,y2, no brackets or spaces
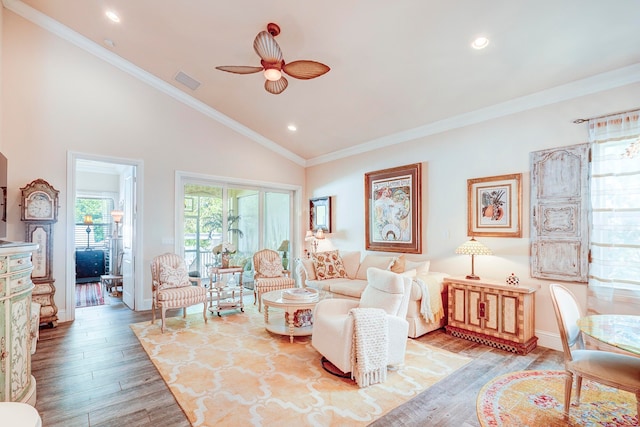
216,23,330,94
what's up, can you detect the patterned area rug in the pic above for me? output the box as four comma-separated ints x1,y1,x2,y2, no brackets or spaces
477,370,638,426
130,305,470,426
75,282,105,307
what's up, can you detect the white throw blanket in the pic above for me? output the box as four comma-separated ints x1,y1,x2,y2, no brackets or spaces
414,278,434,322
414,277,444,323
349,307,388,388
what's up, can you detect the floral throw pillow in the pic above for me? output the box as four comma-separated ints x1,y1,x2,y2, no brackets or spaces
313,250,348,280
259,258,283,278
159,262,191,290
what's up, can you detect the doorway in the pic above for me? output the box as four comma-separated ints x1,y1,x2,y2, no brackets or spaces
66,152,143,321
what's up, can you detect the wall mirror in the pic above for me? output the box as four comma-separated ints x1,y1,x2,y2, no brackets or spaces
310,196,331,232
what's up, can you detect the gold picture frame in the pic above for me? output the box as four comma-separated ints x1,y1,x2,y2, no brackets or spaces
365,163,421,253
467,173,522,238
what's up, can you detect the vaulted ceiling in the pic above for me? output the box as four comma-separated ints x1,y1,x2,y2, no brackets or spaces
8,0,640,165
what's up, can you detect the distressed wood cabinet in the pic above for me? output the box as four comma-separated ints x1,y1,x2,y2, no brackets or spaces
444,277,537,355
530,143,590,282
0,242,38,404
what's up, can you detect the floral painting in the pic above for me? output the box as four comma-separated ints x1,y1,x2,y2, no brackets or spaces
467,173,522,237
365,163,421,253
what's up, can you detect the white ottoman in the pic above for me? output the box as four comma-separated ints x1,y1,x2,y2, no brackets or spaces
0,402,42,427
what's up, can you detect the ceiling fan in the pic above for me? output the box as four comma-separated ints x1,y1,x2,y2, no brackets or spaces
215,23,330,95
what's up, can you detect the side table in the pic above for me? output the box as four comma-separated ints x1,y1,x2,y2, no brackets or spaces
262,288,325,343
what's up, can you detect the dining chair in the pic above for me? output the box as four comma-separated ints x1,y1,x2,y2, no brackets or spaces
252,249,295,312
549,284,640,419
150,253,208,332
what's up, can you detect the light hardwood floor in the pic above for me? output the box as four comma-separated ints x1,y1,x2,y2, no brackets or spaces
32,297,563,426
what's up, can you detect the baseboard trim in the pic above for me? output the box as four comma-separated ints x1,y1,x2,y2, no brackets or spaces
535,329,562,351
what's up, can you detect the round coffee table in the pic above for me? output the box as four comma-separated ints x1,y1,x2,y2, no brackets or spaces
262,288,328,343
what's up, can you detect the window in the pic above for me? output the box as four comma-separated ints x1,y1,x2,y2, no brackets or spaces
75,196,115,249
178,176,294,283
588,110,640,314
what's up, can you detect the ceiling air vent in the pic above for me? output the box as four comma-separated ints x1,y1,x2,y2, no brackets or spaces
174,71,201,91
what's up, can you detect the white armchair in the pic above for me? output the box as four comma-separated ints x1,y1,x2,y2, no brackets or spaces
311,267,411,378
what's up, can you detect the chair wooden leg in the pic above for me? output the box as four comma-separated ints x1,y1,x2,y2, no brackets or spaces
183,307,187,318
161,307,167,333
257,289,262,312
575,375,583,405
563,371,573,417
151,300,156,325
203,302,208,324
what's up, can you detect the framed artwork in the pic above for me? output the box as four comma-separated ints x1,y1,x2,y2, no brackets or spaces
467,173,522,238
310,196,331,232
365,163,421,253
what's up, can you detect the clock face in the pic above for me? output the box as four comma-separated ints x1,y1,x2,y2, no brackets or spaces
26,192,54,220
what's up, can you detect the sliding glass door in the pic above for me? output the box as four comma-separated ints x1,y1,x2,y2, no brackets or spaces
180,178,292,285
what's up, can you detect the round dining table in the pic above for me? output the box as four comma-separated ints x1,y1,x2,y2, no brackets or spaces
577,314,640,355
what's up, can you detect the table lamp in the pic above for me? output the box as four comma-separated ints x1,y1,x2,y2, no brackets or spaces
278,239,289,269
83,215,93,249
455,237,492,280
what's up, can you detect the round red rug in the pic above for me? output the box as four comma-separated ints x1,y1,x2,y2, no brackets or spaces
476,370,638,426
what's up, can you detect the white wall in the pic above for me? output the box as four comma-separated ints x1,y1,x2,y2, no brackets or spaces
305,83,640,349
1,11,305,321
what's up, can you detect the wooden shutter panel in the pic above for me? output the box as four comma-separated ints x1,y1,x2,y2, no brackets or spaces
530,143,590,282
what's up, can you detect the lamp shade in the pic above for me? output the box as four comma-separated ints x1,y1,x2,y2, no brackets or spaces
111,209,124,223
455,238,492,256
83,215,93,225
278,240,289,251
315,229,325,240
305,230,314,241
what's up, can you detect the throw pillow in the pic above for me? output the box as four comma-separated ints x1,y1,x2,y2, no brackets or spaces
300,258,317,281
159,262,191,290
390,255,406,273
355,254,396,280
340,251,361,278
405,259,430,276
259,258,283,278
313,250,348,280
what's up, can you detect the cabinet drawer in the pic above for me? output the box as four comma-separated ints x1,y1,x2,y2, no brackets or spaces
10,254,33,272
9,270,33,293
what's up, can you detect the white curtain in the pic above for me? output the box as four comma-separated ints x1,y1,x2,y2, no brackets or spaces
588,110,640,316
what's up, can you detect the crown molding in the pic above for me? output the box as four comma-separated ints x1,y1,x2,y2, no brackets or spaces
306,62,640,167
3,0,306,167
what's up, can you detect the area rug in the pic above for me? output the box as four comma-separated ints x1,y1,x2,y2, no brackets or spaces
477,370,638,426
75,282,105,307
130,305,470,426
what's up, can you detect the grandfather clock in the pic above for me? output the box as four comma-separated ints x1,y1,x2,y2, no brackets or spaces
20,179,59,327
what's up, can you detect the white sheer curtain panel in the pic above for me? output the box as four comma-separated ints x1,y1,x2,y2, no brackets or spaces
588,110,640,316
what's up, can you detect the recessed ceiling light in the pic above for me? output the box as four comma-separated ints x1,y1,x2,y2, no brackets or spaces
104,39,115,48
105,10,120,23
471,37,489,50
287,124,297,132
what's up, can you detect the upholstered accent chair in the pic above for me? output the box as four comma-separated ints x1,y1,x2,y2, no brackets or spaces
253,249,295,312
150,253,208,333
549,284,640,419
311,267,411,377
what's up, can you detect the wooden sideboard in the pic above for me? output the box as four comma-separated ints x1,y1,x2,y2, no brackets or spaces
0,242,38,404
444,276,537,355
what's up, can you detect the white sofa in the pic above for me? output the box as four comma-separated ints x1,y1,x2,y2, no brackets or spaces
296,251,449,338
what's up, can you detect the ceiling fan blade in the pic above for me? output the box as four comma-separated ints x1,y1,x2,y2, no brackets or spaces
264,76,288,95
253,31,283,63
282,61,330,80
215,66,263,74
